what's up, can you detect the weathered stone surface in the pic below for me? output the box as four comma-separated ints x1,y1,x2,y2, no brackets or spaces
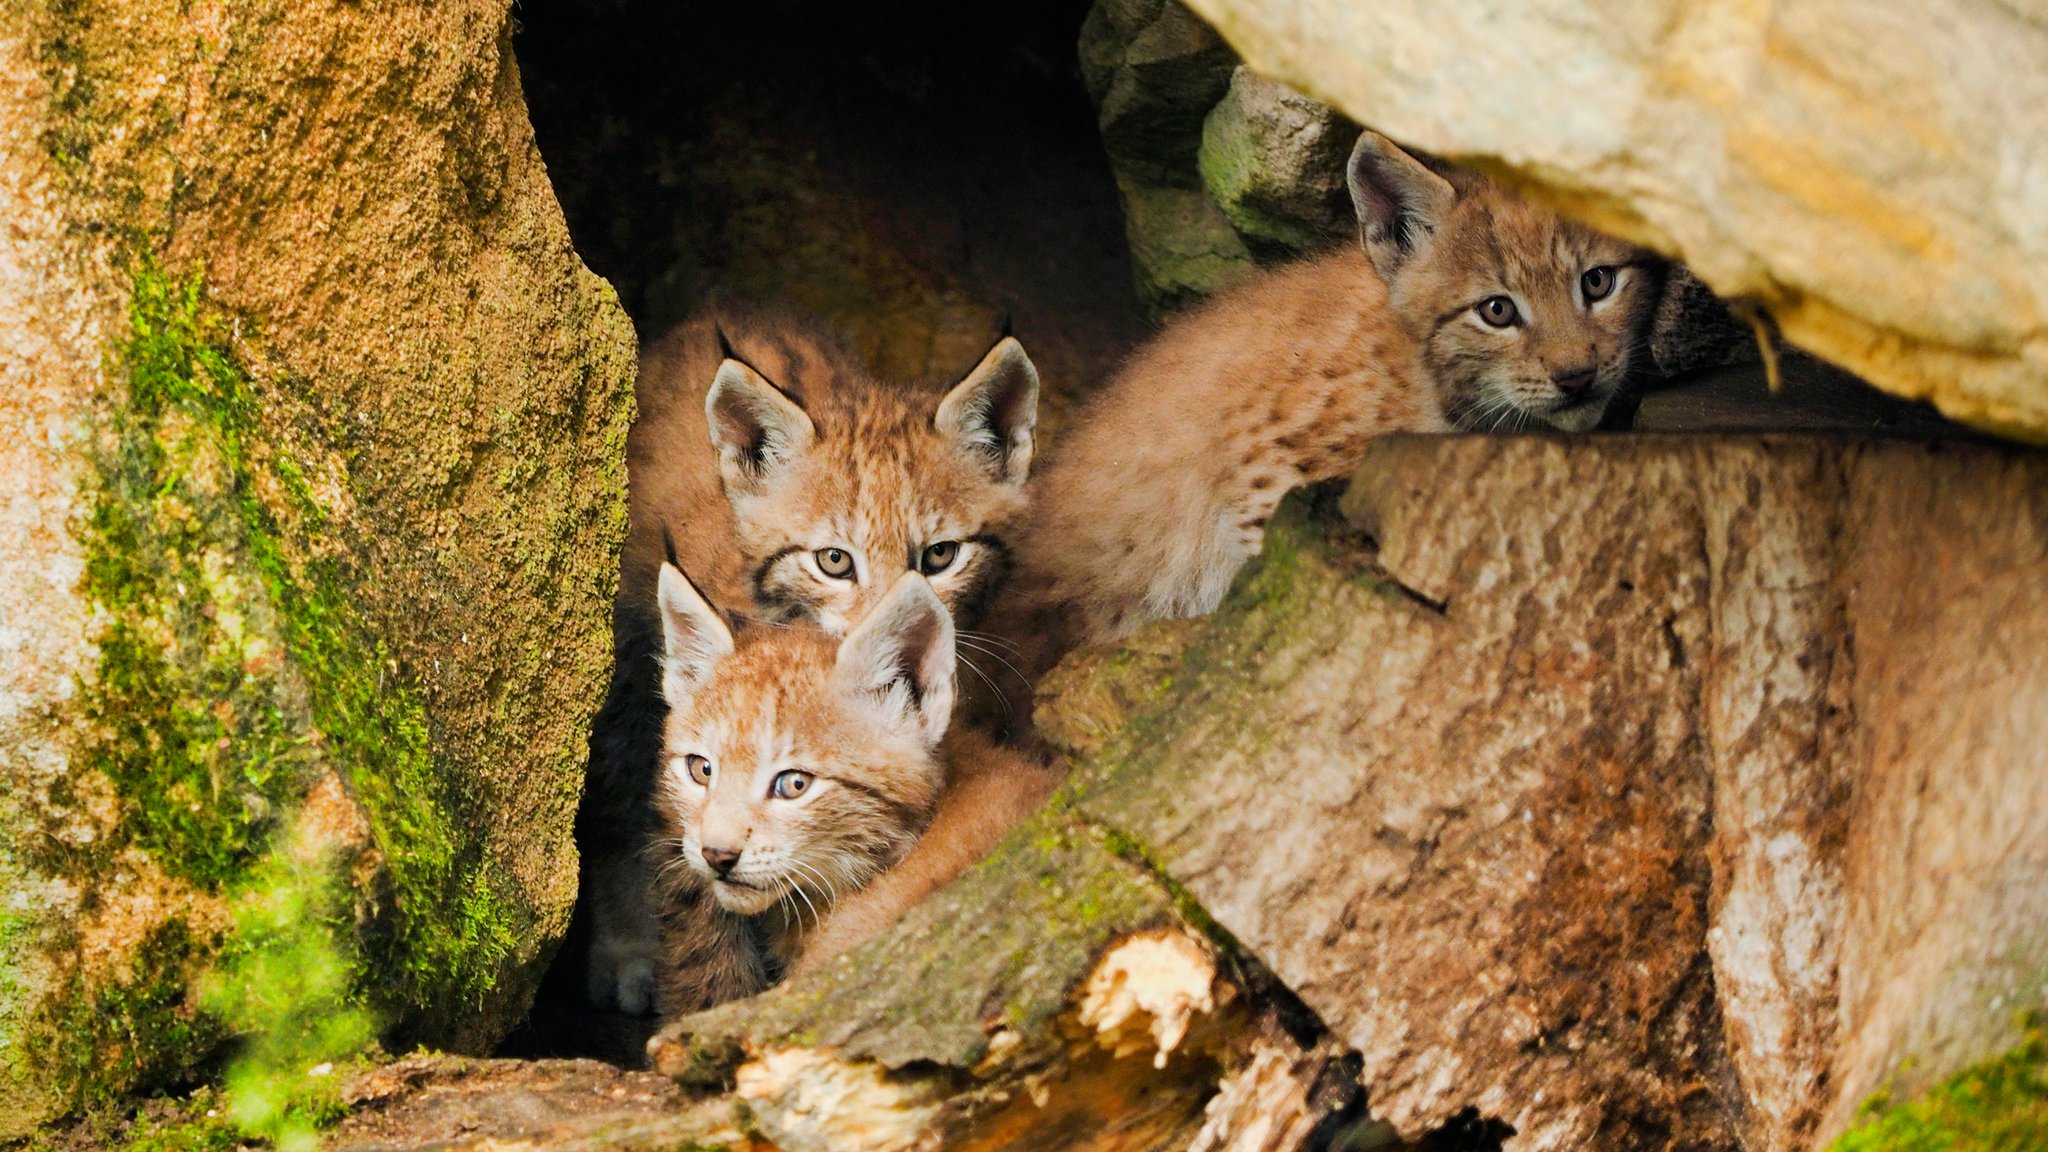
1185,0,2048,441
1197,66,1352,255
0,0,632,1131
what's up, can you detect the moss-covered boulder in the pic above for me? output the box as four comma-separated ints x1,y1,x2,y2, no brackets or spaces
0,0,633,1134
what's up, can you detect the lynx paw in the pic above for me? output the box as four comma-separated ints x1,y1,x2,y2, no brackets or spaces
587,937,659,1016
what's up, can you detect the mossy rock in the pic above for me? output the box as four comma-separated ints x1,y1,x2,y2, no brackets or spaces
0,0,633,1134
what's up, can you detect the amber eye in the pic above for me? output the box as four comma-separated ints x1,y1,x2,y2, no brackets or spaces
770,770,813,800
684,754,713,786
815,547,855,579
1476,296,1520,328
1581,266,1617,303
920,540,960,575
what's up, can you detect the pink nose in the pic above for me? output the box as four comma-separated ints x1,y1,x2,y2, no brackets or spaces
1554,366,1597,396
701,846,741,876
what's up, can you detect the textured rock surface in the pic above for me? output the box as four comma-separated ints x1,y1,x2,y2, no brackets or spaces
0,0,633,1131
1197,66,1352,255
620,433,2046,1152
1185,0,2048,440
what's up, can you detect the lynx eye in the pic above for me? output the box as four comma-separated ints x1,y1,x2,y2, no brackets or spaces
815,547,856,579
1581,266,1618,303
769,770,813,800
683,754,713,786
919,540,960,575
1476,296,1520,328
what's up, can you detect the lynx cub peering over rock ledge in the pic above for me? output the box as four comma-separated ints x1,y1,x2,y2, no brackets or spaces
1002,131,1662,684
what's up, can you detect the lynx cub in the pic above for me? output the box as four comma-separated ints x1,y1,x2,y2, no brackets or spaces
585,306,1041,1014
649,565,1054,1013
1006,131,1659,666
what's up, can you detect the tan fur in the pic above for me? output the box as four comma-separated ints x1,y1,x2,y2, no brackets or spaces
996,133,1658,691
650,568,959,1016
587,304,1038,1013
786,728,1060,975
621,305,1037,639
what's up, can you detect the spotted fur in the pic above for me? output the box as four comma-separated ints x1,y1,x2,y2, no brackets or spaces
648,567,954,1015
582,302,1038,1014
990,132,1660,732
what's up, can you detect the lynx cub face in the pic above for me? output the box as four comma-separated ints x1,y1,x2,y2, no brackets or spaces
708,336,1038,635
652,565,954,918
1348,133,1658,432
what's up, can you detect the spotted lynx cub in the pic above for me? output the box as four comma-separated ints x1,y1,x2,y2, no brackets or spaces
999,131,1660,689
585,306,1040,1014
649,565,1054,1012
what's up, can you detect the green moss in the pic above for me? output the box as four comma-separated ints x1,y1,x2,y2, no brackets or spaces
1826,1023,2048,1152
1091,824,1240,956
15,261,524,1118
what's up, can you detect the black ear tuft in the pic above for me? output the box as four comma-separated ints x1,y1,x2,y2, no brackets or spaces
714,322,737,362
663,524,681,570
997,310,1014,340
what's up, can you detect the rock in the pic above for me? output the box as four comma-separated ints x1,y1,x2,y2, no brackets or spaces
1197,66,1353,254
636,434,2047,1152
1112,178,1257,313
0,0,632,1133
1079,0,1254,312
1182,0,2048,442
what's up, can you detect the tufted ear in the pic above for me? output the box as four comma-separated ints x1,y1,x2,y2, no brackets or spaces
935,335,1039,488
831,573,956,747
1347,130,1459,283
657,563,736,711
705,357,816,495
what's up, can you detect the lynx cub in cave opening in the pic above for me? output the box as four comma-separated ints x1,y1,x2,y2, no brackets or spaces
1000,131,1661,689
647,564,1054,1013
583,306,1041,1014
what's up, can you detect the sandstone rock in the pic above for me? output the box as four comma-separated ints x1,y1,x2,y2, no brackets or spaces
1184,0,2048,441
0,0,632,1132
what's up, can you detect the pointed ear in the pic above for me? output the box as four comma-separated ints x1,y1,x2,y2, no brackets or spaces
1347,130,1459,283
832,573,956,746
935,335,1039,487
657,563,736,710
704,358,816,494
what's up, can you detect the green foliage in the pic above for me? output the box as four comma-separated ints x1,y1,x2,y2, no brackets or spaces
200,846,374,1152
1828,1022,2048,1152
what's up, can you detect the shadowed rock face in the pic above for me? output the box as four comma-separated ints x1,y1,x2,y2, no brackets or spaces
0,0,632,1130
636,434,2045,1152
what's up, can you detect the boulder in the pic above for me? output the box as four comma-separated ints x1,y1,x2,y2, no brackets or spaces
646,433,2047,1152
1197,66,1353,255
1079,0,1254,312
1183,0,2048,442
0,0,632,1133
